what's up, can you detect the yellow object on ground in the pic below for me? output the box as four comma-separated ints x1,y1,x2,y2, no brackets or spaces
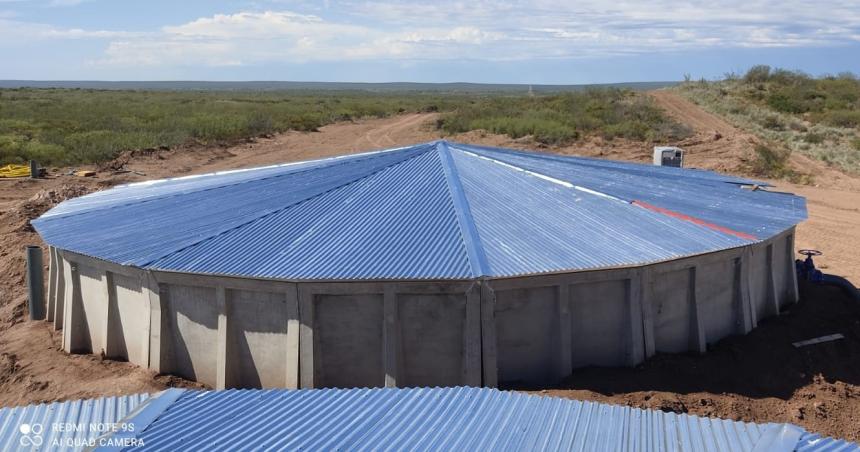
0,164,31,178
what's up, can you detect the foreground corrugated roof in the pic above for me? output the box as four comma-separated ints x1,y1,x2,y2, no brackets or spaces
1,388,854,451
33,140,807,280
0,393,149,451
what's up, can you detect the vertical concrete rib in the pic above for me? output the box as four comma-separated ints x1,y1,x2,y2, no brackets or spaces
688,266,706,354
641,266,656,358
787,232,800,304
556,283,572,381
101,271,114,357
285,285,300,389
62,259,83,353
627,273,646,366
480,282,498,388
215,286,229,389
52,247,65,330
298,285,315,389
144,271,166,373
735,254,753,334
766,244,780,317
463,283,482,386
46,246,56,323
383,286,399,388
436,141,490,278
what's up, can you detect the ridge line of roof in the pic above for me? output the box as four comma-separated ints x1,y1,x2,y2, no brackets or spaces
457,141,764,186
437,141,490,278
38,143,427,222
140,145,436,269
456,147,628,203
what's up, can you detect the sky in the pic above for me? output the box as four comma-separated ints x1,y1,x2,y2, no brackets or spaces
1,0,859,83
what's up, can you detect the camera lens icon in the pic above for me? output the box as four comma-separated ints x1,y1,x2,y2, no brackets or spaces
19,423,44,446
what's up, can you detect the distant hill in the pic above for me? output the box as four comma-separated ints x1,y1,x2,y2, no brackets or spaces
0,80,677,92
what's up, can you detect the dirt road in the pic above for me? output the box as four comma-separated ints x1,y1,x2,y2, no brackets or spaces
1,100,859,440
650,90,860,285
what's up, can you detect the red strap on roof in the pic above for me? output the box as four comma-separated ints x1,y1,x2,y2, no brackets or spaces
632,200,757,241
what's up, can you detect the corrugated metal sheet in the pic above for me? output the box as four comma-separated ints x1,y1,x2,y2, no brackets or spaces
0,393,149,451
94,387,856,452
33,140,807,280
456,143,807,239
0,388,854,451
449,145,750,277
797,431,860,451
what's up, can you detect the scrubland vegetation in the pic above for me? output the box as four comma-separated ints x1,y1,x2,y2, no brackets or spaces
0,87,687,166
677,66,860,175
436,89,691,145
0,89,454,166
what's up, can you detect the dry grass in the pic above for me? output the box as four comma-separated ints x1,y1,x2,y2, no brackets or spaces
675,70,860,175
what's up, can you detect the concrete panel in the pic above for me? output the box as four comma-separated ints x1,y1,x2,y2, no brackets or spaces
77,264,108,355
651,268,691,353
110,273,148,365
62,259,88,353
495,286,556,385
166,285,218,386
399,293,466,387
228,289,290,389
772,233,791,308
53,250,65,330
570,279,628,368
47,246,56,323
749,243,770,322
697,259,736,344
314,293,384,388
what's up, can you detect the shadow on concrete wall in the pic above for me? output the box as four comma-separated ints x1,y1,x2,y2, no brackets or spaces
520,282,860,401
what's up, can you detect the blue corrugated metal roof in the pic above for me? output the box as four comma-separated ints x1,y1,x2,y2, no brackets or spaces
0,393,149,451
797,431,860,452
32,140,807,280
0,389,854,451
0,388,844,452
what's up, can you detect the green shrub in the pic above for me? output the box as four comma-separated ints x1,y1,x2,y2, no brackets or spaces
744,65,772,83
752,143,792,178
767,91,808,114
761,115,784,130
804,132,825,144
819,110,860,128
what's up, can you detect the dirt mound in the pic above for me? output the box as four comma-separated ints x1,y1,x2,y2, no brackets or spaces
11,185,94,231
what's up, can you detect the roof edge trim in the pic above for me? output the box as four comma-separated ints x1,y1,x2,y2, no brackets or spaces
437,141,490,277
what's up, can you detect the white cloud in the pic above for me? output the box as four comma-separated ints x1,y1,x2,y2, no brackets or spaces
0,18,144,43
4,1,860,68
47,0,90,6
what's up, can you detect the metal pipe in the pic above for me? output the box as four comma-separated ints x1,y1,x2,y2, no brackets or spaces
29,160,39,179
26,246,45,320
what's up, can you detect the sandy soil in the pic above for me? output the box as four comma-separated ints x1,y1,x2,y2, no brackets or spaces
1,97,859,440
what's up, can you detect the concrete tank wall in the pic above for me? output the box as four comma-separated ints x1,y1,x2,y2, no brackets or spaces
50,228,799,390
109,272,149,365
